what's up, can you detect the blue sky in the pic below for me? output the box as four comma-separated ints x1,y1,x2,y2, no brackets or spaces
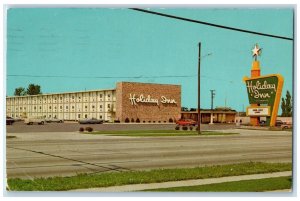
6,7,293,112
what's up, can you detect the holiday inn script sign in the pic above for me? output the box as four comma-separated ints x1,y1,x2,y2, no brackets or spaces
129,94,177,106
243,74,284,126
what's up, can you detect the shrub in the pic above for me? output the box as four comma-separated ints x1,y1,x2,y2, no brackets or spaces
189,126,194,131
114,120,120,123
175,126,180,130
136,118,140,123
182,126,188,130
143,121,146,123
85,127,93,132
131,118,135,123
125,118,130,123
79,127,84,132
169,118,173,123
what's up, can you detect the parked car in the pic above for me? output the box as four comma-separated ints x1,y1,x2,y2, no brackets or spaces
176,119,197,126
45,117,64,123
24,116,46,125
78,118,103,124
275,120,284,127
259,120,266,126
6,117,15,125
281,122,293,130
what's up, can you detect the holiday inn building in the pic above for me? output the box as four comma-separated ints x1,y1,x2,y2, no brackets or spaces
6,82,182,123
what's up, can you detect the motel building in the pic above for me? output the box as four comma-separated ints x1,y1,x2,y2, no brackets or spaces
6,81,237,123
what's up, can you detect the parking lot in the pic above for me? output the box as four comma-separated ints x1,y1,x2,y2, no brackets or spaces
6,121,237,133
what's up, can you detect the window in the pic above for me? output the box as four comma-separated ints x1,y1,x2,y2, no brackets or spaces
100,105,103,109
60,106,62,109
34,106,36,110
100,115,103,119
108,94,111,98
92,105,95,109
107,104,111,109
72,96,75,99
66,106,68,109
49,106,52,109
20,107,22,110
85,114,87,118
72,106,75,109
78,114,81,118
100,94,103,98
85,106,88,109
60,97,62,100
40,106,42,109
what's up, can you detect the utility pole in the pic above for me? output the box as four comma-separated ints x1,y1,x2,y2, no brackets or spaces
197,42,201,134
209,90,215,125
210,90,215,110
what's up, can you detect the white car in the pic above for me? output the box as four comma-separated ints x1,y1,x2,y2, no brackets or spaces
45,118,64,123
25,116,46,125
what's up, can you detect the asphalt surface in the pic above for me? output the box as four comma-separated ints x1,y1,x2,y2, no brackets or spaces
6,129,292,179
6,121,237,133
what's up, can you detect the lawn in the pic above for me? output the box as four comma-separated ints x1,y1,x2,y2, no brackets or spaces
7,162,292,191
145,176,292,192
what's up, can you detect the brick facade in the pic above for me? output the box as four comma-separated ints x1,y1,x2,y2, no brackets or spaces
116,82,181,123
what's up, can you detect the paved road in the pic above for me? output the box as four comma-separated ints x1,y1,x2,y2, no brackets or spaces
6,129,292,179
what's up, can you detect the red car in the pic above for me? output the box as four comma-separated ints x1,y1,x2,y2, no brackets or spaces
176,119,197,126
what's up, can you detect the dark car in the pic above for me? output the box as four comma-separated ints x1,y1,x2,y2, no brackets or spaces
78,118,104,124
275,120,284,127
6,117,15,125
176,119,197,126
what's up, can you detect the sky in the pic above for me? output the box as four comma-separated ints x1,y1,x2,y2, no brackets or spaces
5,7,294,112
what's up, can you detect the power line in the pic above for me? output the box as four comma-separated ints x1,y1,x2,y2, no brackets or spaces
7,74,196,79
130,8,293,41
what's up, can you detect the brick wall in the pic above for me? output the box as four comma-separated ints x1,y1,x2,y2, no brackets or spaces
116,82,181,123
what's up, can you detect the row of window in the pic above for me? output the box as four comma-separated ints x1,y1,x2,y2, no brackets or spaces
7,104,112,111
8,93,113,101
9,113,106,120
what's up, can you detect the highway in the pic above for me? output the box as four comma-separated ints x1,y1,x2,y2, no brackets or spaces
6,129,292,179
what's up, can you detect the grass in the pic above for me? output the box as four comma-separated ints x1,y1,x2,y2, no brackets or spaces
83,130,239,137
7,162,292,191
145,176,292,192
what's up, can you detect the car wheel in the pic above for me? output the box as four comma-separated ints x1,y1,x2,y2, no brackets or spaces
40,121,44,125
59,120,62,123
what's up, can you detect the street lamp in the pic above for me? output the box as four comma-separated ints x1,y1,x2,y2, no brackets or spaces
198,42,212,134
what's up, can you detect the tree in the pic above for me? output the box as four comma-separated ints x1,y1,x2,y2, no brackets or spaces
26,84,42,95
285,90,292,117
181,107,189,111
281,90,292,117
14,87,26,96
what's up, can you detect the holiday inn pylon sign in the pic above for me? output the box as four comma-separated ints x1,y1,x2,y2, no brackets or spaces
243,44,284,127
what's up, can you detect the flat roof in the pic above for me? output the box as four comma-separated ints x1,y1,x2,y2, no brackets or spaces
7,88,116,98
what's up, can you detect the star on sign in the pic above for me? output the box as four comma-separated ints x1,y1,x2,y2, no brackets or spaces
252,44,262,60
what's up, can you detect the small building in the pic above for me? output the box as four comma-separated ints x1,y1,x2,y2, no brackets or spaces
181,107,237,124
